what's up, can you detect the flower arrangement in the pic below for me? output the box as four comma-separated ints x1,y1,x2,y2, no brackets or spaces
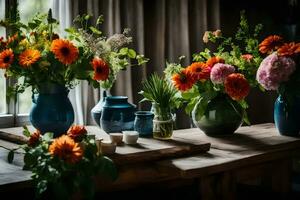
7,125,117,199
0,8,148,97
164,11,263,124
256,35,300,103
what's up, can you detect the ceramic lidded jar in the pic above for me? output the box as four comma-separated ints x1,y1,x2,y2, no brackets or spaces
100,96,136,133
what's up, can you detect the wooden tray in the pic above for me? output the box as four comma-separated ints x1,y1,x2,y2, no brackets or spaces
0,126,211,165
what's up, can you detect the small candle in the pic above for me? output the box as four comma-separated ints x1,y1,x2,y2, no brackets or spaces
123,131,139,144
96,140,116,155
109,133,123,145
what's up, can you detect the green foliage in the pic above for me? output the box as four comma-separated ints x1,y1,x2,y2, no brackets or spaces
8,126,118,199
139,74,182,111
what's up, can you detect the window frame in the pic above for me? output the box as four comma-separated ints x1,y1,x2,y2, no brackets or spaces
0,0,30,128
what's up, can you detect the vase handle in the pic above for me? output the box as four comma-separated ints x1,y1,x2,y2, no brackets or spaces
32,93,37,104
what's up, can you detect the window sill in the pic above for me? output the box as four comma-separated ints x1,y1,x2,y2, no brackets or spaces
0,114,30,128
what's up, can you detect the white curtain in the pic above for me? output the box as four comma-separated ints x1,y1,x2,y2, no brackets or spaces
52,0,99,125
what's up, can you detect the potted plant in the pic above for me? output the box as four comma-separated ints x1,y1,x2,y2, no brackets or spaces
139,74,181,140
164,11,263,136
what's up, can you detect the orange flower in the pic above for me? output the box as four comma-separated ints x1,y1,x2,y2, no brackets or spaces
51,39,78,65
259,35,283,54
0,49,14,69
67,125,87,142
28,130,41,147
49,135,83,164
172,69,195,91
186,62,210,81
206,56,225,67
91,58,110,81
277,42,300,57
6,34,18,46
19,49,41,67
224,73,250,101
241,54,253,62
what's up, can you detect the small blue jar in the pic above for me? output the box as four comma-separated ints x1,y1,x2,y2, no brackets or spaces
134,111,154,137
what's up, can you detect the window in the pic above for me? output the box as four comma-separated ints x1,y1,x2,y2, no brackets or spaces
0,0,53,127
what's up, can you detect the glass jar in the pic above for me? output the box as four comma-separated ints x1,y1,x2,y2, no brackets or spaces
152,103,173,140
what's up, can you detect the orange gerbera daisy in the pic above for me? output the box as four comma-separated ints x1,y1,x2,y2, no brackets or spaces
19,49,41,67
67,125,87,142
206,56,225,68
186,62,211,81
0,49,14,69
51,39,78,65
172,69,195,91
259,35,283,54
277,42,300,57
91,57,110,81
224,73,250,101
49,135,83,164
28,130,41,147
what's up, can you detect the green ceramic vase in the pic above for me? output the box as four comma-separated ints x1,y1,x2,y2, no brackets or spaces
192,94,244,136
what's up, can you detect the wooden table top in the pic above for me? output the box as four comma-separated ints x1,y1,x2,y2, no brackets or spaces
1,123,300,191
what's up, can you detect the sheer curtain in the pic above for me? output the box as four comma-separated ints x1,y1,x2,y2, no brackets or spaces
52,0,220,128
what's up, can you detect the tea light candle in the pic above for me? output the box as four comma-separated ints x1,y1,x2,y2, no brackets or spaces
109,133,123,145
96,140,116,155
123,131,139,144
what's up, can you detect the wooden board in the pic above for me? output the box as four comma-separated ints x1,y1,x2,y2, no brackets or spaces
0,126,211,165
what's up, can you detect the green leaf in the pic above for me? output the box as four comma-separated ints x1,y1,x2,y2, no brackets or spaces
128,49,137,58
98,156,118,181
7,150,14,163
23,125,31,137
84,14,92,20
119,47,129,55
42,132,54,142
89,27,102,35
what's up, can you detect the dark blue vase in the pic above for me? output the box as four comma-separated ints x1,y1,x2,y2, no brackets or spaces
29,83,74,137
100,96,136,133
274,95,300,136
134,111,154,137
91,90,111,127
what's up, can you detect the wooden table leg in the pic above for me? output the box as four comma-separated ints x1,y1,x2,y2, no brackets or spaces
262,159,292,199
198,171,236,200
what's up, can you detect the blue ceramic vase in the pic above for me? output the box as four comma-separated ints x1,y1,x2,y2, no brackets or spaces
29,83,74,137
134,111,154,137
91,90,111,127
100,96,136,133
192,94,244,136
274,95,300,136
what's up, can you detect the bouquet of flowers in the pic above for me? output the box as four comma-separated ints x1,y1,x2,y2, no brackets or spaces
164,12,263,128
7,125,117,199
0,8,148,96
256,35,300,102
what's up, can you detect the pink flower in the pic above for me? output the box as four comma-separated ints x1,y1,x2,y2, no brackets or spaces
210,63,235,84
256,53,296,90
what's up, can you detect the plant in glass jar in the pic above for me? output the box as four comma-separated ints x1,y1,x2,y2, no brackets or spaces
164,11,263,136
139,74,181,140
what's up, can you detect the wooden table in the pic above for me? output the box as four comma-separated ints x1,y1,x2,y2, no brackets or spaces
0,123,300,199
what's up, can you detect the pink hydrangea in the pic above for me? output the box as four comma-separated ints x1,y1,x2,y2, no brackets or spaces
256,53,296,90
210,63,235,84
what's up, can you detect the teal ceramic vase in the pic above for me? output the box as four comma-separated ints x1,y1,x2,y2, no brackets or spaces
100,96,136,133
192,94,244,136
29,83,74,137
274,95,300,136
